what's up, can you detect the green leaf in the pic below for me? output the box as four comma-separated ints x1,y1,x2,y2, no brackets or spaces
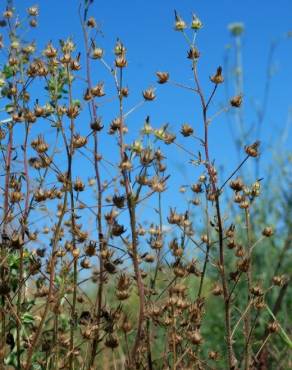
21,312,34,325
3,65,14,79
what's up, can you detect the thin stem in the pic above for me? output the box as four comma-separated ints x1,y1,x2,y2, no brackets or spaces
244,208,252,370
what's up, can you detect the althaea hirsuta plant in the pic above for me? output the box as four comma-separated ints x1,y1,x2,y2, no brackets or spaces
0,3,290,370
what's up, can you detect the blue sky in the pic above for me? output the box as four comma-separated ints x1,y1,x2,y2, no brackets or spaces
15,0,291,162
4,1,292,239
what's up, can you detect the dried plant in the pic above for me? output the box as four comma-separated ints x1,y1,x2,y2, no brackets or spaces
0,3,290,370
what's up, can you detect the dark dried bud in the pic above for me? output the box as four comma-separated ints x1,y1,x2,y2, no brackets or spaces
143,88,156,101
121,87,129,97
163,132,176,144
83,88,92,101
191,183,202,193
210,66,224,84
73,178,85,192
90,117,103,131
174,10,186,31
111,222,126,237
156,71,169,84
188,330,202,345
237,258,250,272
121,316,132,333
3,9,13,18
212,284,223,296
11,232,24,249
245,141,260,158
239,200,249,209
262,226,273,237
79,311,92,325
230,177,244,191
112,194,125,209
250,285,264,297
84,241,96,256
73,134,87,148
67,104,80,119
272,275,285,287
115,55,127,68
267,321,279,333
254,297,265,310
80,258,91,269
0,282,10,296
91,82,105,97
187,47,200,59
208,351,220,361
180,123,194,137
105,335,119,348
87,17,96,28
227,239,236,249
104,260,117,274
230,95,243,107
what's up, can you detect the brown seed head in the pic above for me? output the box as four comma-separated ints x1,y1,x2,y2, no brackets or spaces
245,141,260,158
272,275,285,286
210,66,224,84
262,226,274,237
87,17,96,28
267,321,279,334
230,95,243,107
174,10,187,31
92,47,103,59
28,6,39,16
180,123,194,137
143,87,156,101
156,71,169,84
187,47,200,59
230,177,244,191
208,351,220,361
115,55,127,68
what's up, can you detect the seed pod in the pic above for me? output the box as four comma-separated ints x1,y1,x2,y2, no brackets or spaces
212,284,223,296
121,316,132,333
230,177,244,191
174,10,186,31
85,241,96,256
267,321,279,333
156,71,169,84
115,55,127,68
208,351,220,361
272,275,285,286
191,14,203,30
210,66,224,84
92,47,103,59
116,290,130,300
72,248,80,259
188,330,202,345
87,17,96,28
250,285,264,297
67,105,80,119
80,258,91,269
187,47,200,59
142,88,156,101
105,334,119,349
262,226,273,237
10,191,22,203
0,282,10,296
230,95,242,108
73,134,87,148
180,123,194,137
91,82,105,97
245,141,260,158
74,178,85,192
112,194,125,209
